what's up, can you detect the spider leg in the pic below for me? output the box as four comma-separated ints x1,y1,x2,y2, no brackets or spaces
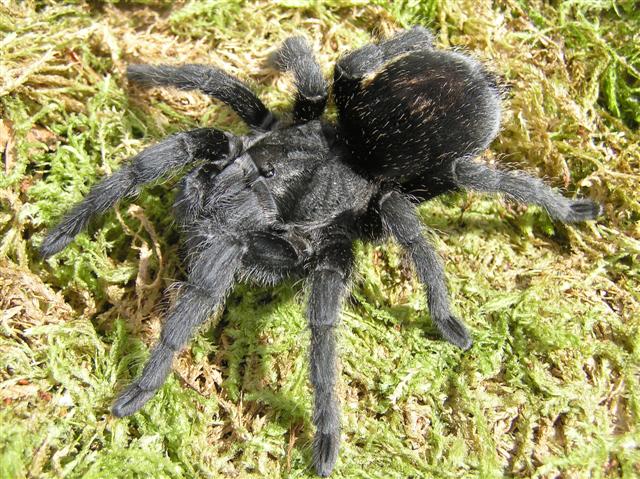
269,36,327,123
173,165,213,226
112,236,243,417
40,129,237,258
453,159,603,222
333,26,434,103
113,229,306,417
307,232,354,477
377,26,435,57
379,191,472,350
127,64,276,131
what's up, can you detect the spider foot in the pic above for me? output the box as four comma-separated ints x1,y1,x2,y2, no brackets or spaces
112,383,156,417
563,199,603,222
436,315,472,350
313,431,340,477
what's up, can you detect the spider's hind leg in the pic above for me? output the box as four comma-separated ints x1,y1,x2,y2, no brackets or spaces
333,27,435,114
334,26,434,84
379,191,472,350
377,26,435,58
269,36,328,123
453,159,603,223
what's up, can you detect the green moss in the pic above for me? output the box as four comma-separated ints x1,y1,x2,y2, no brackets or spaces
1,1,638,478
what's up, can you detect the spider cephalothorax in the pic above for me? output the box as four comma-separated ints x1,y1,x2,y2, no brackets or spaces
40,28,601,476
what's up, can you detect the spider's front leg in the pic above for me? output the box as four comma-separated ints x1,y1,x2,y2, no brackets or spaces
113,230,304,416
40,128,238,257
379,191,472,350
112,235,243,416
453,159,602,222
307,229,354,477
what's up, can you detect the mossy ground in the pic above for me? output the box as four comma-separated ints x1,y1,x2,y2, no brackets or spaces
1,1,639,478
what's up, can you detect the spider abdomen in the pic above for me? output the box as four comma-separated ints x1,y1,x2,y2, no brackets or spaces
336,49,501,198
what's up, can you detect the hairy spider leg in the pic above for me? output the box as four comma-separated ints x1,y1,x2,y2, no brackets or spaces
453,159,602,223
379,191,472,350
40,128,234,258
114,142,309,416
127,64,276,131
112,236,243,417
113,229,305,417
269,36,328,123
333,26,435,102
376,26,435,57
307,226,354,477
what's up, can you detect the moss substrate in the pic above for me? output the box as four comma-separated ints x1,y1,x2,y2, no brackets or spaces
1,1,638,478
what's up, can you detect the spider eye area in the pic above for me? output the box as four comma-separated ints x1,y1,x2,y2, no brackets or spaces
260,162,275,178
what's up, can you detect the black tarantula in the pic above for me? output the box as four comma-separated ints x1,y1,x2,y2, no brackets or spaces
40,27,601,476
